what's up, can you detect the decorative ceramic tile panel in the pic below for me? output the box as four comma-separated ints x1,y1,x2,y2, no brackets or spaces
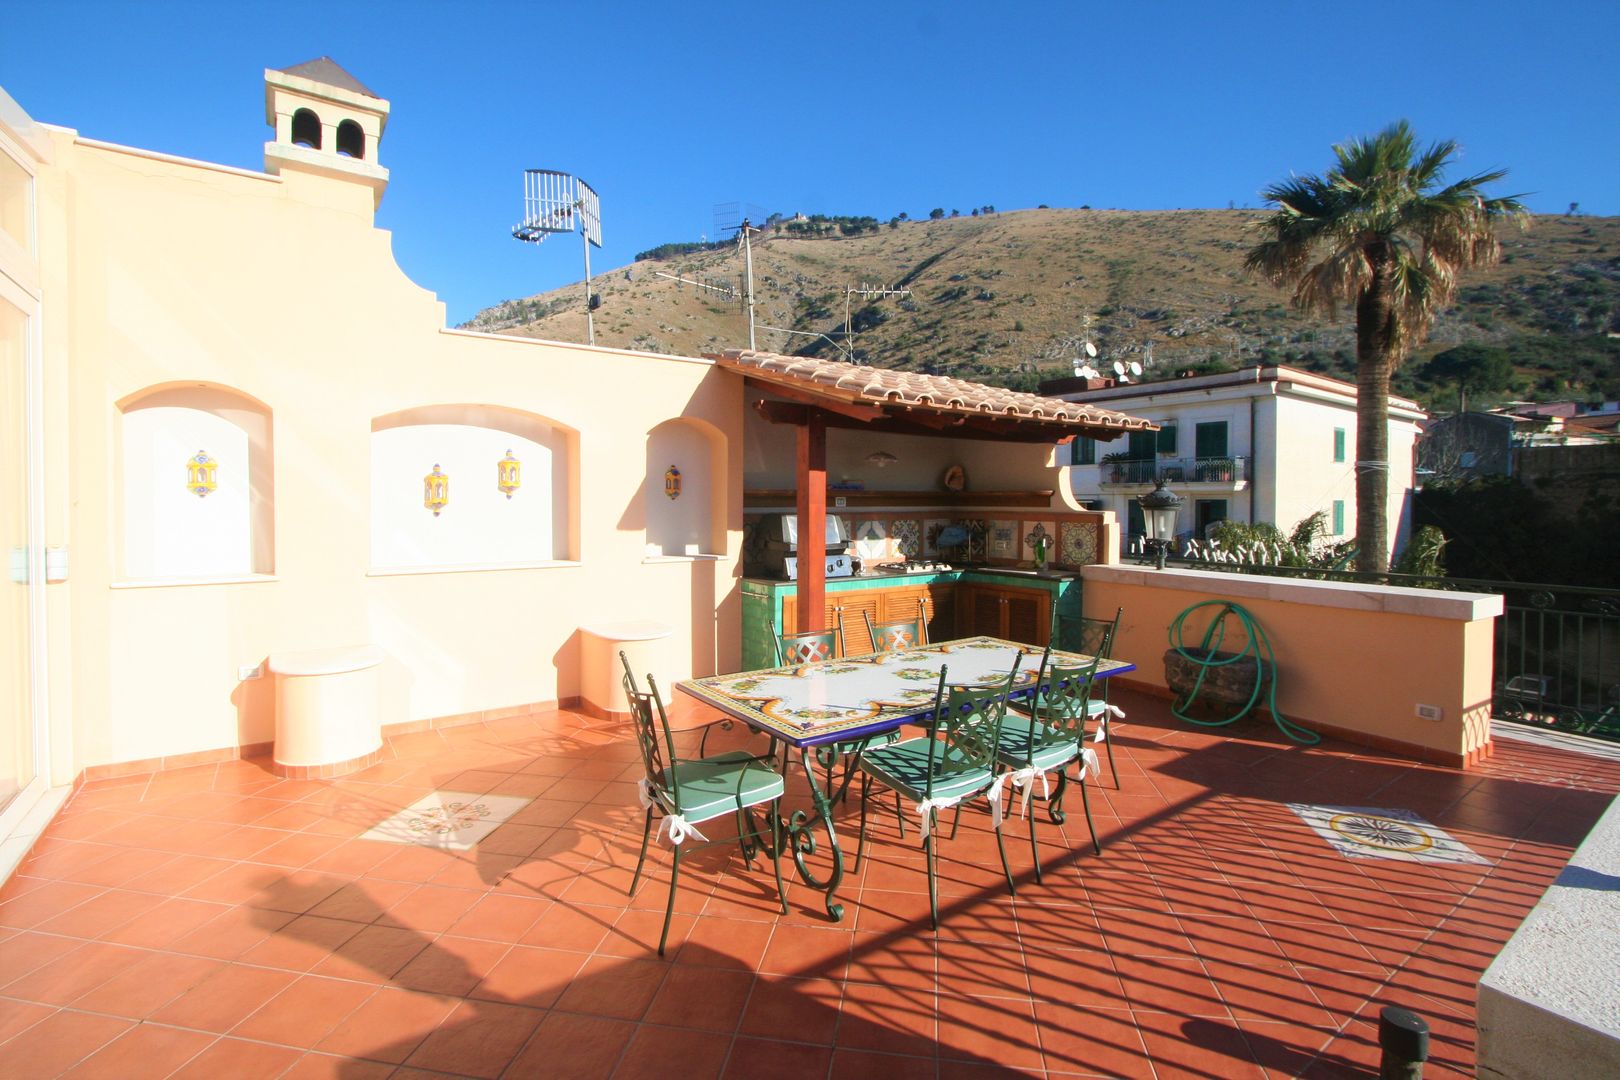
360,791,532,851
988,519,1018,561
1021,520,1056,563
1059,521,1098,567
890,518,921,559
854,519,887,541
923,518,950,557
680,636,1134,747
963,519,988,563
1287,804,1487,865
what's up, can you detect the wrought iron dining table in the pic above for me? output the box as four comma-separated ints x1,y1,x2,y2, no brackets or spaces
675,635,1135,921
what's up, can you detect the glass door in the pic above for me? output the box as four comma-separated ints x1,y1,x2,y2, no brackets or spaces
0,296,33,817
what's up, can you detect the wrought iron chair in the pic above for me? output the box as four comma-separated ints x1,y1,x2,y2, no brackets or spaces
854,658,1022,928
1070,606,1124,787
860,602,929,655
996,646,1104,881
621,652,786,955
774,623,843,666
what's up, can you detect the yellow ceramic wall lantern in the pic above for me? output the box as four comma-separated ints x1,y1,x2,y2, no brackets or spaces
664,465,681,500
424,463,449,516
186,450,217,498
497,450,521,499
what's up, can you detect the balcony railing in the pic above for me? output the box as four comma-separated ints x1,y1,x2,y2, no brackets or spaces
1098,456,1250,485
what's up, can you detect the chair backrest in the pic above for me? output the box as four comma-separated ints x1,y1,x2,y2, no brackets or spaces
776,624,842,666
921,656,1022,796
1073,606,1123,660
862,608,927,654
620,650,680,805
1034,652,1105,744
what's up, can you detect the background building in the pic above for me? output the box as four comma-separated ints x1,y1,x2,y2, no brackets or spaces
1042,366,1426,554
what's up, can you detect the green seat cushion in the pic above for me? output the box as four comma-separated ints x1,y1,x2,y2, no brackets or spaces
857,737,995,803
995,722,1081,772
665,751,785,825
834,731,900,754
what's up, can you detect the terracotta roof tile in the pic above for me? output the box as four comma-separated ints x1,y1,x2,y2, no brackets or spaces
712,350,1154,433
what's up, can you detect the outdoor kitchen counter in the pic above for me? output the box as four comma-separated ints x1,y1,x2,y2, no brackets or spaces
739,567,1083,670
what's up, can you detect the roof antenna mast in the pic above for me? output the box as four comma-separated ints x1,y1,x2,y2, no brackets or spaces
513,169,603,346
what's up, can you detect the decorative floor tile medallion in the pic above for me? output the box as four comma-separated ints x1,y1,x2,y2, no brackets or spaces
1286,804,1487,865
360,790,531,851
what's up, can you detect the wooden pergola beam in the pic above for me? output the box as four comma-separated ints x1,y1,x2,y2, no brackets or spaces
758,381,887,423
796,410,827,633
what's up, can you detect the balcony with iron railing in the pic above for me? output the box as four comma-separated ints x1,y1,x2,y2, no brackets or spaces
1096,454,1250,487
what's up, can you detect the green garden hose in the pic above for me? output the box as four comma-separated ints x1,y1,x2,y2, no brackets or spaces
1167,600,1319,745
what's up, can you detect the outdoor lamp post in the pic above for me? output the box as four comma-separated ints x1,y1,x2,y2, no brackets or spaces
1138,478,1183,570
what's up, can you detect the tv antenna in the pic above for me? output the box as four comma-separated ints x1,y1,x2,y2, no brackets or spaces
652,271,737,303
843,284,912,364
513,169,603,345
726,219,762,349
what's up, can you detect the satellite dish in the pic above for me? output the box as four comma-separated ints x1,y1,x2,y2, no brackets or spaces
1129,361,1143,377
1078,364,1100,379
1112,361,1126,376
1084,342,1098,358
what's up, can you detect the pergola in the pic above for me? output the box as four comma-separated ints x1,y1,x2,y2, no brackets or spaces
710,349,1157,630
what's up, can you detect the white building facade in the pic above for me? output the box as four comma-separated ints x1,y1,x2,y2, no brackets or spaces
1048,366,1426,559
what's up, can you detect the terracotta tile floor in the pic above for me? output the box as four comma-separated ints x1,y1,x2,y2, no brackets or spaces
2,690,1616,1079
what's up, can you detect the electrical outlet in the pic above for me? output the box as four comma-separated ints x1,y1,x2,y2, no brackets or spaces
1415,703,1442,721
835,496,847,507
238,663,263,681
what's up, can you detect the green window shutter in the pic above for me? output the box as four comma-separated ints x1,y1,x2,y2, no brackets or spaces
1072,437,1096,465
1333,428,1346,463
1156,424,1177,455
1127,430,1157,459
1194,421,1228,459
1332,500,1345,535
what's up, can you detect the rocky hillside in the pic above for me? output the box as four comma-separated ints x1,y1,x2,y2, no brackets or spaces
463,209,1620,408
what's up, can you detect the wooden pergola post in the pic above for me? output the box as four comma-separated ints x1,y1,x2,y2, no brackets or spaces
795,409,827,633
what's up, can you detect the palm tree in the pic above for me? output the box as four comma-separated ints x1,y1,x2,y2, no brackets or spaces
1246,121,1525,572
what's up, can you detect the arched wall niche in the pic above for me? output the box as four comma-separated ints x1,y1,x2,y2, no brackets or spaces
645,417,725,557
117,382,275,579
371,404,577,570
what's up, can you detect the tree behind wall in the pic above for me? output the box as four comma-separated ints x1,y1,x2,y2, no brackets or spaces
1246,121,1526,573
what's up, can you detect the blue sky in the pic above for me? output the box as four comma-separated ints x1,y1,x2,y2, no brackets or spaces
5,1,1616,325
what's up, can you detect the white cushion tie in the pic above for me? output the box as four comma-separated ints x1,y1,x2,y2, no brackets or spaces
1094,703,1125,741
637,777,710,846
1010,765,1051,818
1076,746,1100,782
914,793,966,840
985,773,1009,830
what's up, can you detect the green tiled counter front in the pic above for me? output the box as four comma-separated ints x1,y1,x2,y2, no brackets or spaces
740,569,1082,672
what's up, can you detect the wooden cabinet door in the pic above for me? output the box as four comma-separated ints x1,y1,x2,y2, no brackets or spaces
926,583,955,643
829,592,882,655
1002,586,1050,647
958,584,1005,638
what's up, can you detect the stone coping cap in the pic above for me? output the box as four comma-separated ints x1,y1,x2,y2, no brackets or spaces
1480,793,1620,1038
1081,564,1504,621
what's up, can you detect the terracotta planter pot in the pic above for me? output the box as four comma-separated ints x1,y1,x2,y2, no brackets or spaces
1163,647,1270,707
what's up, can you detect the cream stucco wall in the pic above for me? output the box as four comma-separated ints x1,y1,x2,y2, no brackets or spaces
1271,393,1356,538
32,126,744,771
1082,564,1500,764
